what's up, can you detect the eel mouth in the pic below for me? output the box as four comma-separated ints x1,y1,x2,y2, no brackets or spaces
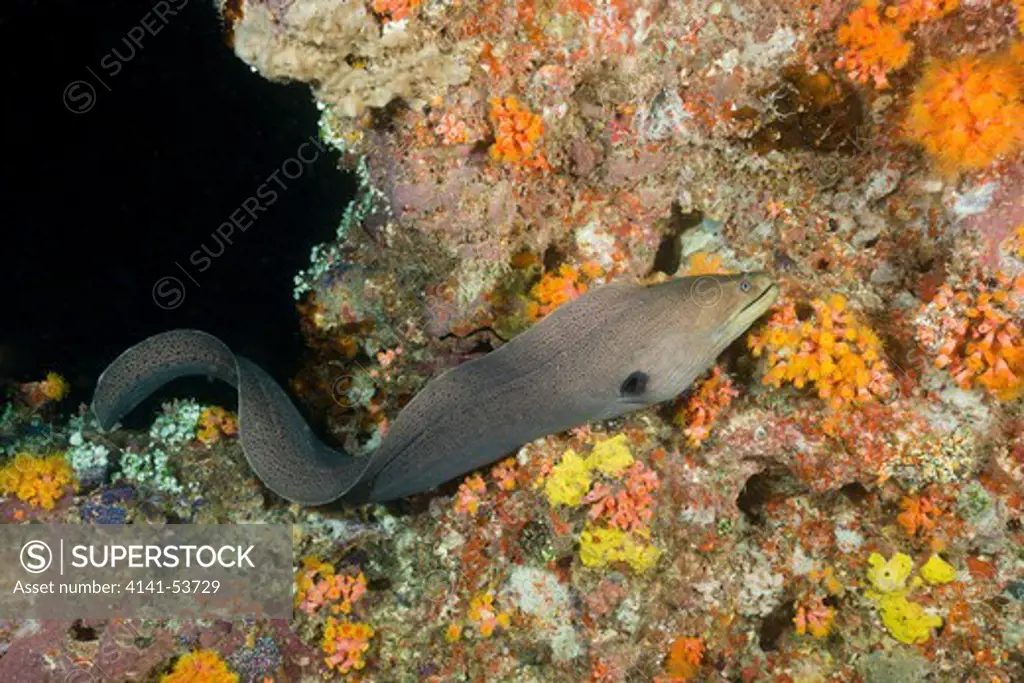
743,281,779,316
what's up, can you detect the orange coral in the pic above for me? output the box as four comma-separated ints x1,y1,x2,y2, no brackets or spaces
467,591,511,637
897,493,944,536
371,0,420,22
835,0,914,89
40,372,70,401
21,372,70,408
322,619,374,673
527,262,604,319
749,294,895,409
659,636,704,681
584,461,660,533
916,277,1024,400
490,457,518,491
891,0,958,30
454,474,487,514
835,0,959,89
676,366,738,447
794,595,837,638
488,96,549,169
196,406,238,445
434,111,472,145
295,556,333,607
905,49,1024,173
0,452,77,510
683,252,733,276
161,649,238,683
295,557,367,616
300,571,367,616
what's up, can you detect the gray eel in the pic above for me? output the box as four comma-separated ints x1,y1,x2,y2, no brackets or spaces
92,273,777,504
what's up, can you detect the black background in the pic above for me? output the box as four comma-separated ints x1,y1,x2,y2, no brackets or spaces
1,0,354,408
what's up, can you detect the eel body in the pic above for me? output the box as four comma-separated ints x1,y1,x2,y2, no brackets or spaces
93,273,777,504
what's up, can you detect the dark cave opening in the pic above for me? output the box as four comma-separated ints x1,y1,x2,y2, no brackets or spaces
1,0,355,409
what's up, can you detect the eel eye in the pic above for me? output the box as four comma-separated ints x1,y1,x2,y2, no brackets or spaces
620,371,648,398
740,279,752,293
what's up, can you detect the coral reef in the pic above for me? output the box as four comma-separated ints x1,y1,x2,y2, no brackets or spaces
4,0,1024,679
905,47,1024,174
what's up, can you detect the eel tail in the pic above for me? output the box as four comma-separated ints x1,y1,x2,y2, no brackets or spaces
91,329,371,505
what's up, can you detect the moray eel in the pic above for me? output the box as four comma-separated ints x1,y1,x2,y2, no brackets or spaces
93,273,777,504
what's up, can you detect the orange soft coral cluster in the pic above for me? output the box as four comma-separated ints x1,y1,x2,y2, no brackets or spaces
20,372,70,408
196,406,239,445
322,619,374,673
467,590,512,637
897,492,945,537
526,262,604,319
749,294,894,409
161,649,238,683
675,366,738,447
916,278,1024,400
905,48,1024,173
454,473,487,514
657,636,704,681
584,461,660,533
891,0,958,28
835,0,914,89
835,0,959,89
683,251,733,276
296,556,367,616
299,570,368,616
489,457,518,491
488,96,549,168
794,595,837,638
0,452,77,510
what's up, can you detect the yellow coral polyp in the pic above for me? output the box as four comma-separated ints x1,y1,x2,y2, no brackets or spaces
40,372,70,401
445,623,462,642
905,49,1024,173
161,649,238,683
0,452,77,510
749,295,893,409
579,526,660,573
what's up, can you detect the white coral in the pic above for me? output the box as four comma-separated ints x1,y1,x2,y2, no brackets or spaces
232,0,470,119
